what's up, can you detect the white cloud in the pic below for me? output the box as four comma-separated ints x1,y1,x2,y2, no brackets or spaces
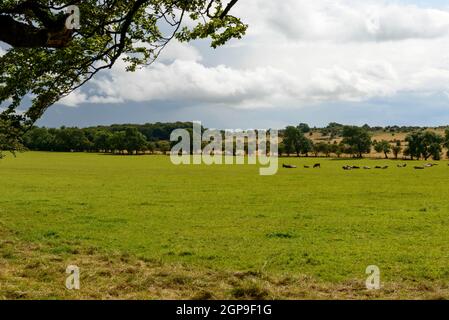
58,91,88,107
58,0,449,109
63,56,403,108
157,40,202,63
81,59,301,108
241,0,449,42
307,60,399,101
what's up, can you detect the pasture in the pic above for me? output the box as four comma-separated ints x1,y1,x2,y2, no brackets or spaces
1,152,449,299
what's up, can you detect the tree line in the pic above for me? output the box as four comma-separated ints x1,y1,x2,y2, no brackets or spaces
22,123,194,155
17,122,449,160
280,125,449,160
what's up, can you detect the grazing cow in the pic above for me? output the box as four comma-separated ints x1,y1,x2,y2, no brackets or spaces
375,166,382,169
363,166,371,169
313,163,321,168
282,164,297,169
414,166,425,170
352,166,360,169
382,166,389,169
397,164,407,168
343,165,352,170
425,163,438,168
304,165,310,169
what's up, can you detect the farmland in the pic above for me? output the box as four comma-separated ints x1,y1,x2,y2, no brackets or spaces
1,152,449,299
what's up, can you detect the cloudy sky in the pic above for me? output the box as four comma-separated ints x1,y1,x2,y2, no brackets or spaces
38,0,449,128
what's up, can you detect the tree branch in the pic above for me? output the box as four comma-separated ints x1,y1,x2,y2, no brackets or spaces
0,15,50,47
220,0,239,19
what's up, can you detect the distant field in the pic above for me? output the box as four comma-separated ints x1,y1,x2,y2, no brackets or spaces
1,152,449,299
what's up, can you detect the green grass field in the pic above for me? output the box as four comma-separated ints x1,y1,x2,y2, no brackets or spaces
1,152,449,299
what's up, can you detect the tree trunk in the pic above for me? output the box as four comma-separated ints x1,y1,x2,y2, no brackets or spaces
0,15,73,48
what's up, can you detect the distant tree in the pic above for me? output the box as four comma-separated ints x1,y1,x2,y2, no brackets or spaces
278,142,286,157
283,126,301,157
312,142,329,157
123,128,147,155
444,129,449,159
93,130,113,153
298,123,311,133
392,141,402,160
23,127,55,151
323,143,332,157
422,131,443,160
362,124,371,131
157,141,171,155
405,131,444,160
428,142,442,161
374,140,391,159
341,126,372,158
282,126,313,157
147,142,156,154
52,127,91,152
298,134,313,157
311,142,318,157
108,131,127,154
405,132,423,160
328,142,339,157
325,122,344,139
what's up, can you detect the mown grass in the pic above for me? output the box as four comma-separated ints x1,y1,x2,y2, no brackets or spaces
1,152,449,299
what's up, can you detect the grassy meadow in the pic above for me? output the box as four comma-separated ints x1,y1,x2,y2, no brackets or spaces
1,152,449,299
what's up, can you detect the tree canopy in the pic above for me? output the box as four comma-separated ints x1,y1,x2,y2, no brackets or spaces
0,0,246,152
282,126,313,157
341,126,372,158
373,140,391,159
405,131,444,160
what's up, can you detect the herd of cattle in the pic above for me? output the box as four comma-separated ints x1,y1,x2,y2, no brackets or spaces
282,163,443,170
